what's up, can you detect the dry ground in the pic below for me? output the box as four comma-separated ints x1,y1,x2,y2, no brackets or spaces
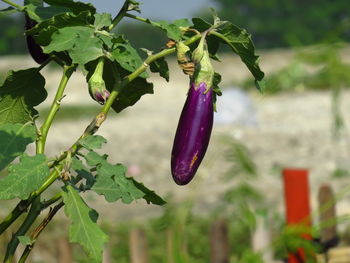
1,48,350,230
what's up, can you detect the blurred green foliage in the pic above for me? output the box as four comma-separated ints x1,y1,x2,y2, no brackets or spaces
0,14,26,55
2,0,350,56
211,0,350,48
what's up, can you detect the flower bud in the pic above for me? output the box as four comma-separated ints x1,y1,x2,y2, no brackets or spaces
88,58,110,105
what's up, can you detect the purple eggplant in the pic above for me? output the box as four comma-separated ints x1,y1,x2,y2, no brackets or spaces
25,14,49,64
171,82,214,185
171,34,215,185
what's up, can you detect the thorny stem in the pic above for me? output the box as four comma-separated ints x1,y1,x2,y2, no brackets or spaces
125,13,148,24
108,0,129,31
3,197,41,263
0,32,202,237
0,0,24,11
18,202,64,263
36,65,75,154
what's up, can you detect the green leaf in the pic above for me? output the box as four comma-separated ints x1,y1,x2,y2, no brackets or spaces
149,20,186,41
173,18,191,28
111,76,153,113
43,0,96,15
25,3,69,22
131,178,166,205
215,22,264,81
43,26,104,65
111,41,147,77
17,235,33,245
0,68,47,125
0,123,36,171
84,151,106,166
192,18,264,81
71,157,95,188
79,135,107,150
92,162,144,204
93,13,111,30
62,185,108,262
0,154,49,200
95,30,113,48
26,11,92,46
191,17,211,32
150,57,169,82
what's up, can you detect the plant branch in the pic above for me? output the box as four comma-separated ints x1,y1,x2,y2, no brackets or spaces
1,0,24,11
108,0,130,31
125,13,149,24
3,197,41,263
36,65,75,154
18,202,64,263
0,33,202,236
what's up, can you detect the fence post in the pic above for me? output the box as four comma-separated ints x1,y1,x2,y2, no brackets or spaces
129,228,149,263
283,168,312,263
318,184,338,252
209,219,230,263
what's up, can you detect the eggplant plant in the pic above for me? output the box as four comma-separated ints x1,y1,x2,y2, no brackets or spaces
0,0,264,262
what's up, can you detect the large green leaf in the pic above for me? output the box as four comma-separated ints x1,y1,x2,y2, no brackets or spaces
192,18,264,83
112,76,153,113
43,0,96,15
0,68,47,125
149,19,191,41
0,123,36,171
25,3,70,22
84,150,165,205
26,11,92,46
92,161,144,204
0,154,49,200
111,41,147,78
62,185,108,263
216,22,264,81
43,26,104,65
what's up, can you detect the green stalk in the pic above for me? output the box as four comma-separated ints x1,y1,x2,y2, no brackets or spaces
3,198,41,263
0,0,24,11
36,65,75,154
125,13,149,24
108,0,129,31
18,202,64,263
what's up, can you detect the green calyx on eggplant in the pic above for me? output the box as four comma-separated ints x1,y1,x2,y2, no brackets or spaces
171,34,215,185
24,14,49,64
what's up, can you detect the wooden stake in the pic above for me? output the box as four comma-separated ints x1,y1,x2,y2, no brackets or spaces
209,219,230,263
129,228,149,263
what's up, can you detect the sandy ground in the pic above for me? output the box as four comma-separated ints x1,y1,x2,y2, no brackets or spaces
1,50,350,261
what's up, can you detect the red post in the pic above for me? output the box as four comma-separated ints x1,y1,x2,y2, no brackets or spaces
283,168,312,263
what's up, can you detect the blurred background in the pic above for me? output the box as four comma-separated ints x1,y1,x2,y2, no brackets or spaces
1,0,350,262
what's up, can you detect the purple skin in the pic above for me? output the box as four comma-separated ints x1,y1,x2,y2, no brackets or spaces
25,15,49,64
171,82,214,185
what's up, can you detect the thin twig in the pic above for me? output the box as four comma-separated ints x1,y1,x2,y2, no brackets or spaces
18,202,64,263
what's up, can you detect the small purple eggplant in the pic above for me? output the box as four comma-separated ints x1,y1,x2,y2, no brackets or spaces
171,35,215,185
25,14,49,64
